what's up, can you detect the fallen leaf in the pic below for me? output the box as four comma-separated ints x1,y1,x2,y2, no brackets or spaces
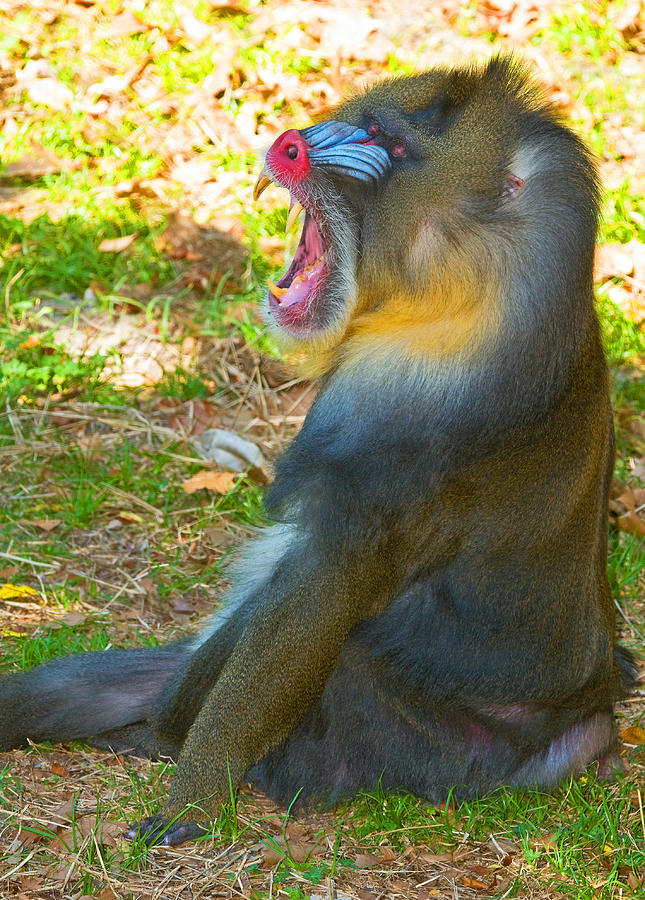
19,876,45,892
50,762,70,777
50,799,75,823
17,829,45,848
26,518,62,532
286,839,317,862
18,335,41,349
415,851,453,864
98,234,137,253
168,397,220,436
102,10,149,38
201,525,238,550
1,149,69,180
354,852,381,867
60,611,85,627
620,725,645,745
629,419,645,441
111,511,144,525
617,512,645,537
595,240,645,280
26,77,74,110
617,488,645,511
532,832,558,850
192,429,271,484
259,844,285,867
97,887,119,900
470,864,494,876
0,584,38,600
182,470,238,494
461,874,494,891
177,7,213,44
171,595,195,614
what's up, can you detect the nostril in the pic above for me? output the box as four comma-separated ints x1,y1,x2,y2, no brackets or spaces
266,129,311,181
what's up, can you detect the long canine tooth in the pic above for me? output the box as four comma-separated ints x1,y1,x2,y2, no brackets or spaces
253,171,273,201
286,201,304,233
267,279,288,299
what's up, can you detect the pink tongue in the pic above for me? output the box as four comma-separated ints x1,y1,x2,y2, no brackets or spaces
281,258,324,308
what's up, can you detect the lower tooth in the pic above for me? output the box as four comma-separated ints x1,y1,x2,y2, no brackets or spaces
286,201,304,233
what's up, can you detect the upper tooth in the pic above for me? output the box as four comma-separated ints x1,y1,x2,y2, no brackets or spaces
253,170,273,201
267,279,288,299
286,201,304,233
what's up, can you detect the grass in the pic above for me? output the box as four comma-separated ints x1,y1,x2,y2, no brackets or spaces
0,0,643,897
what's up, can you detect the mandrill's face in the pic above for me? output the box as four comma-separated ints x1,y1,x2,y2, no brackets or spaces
254,119,388,340
253,59,541,346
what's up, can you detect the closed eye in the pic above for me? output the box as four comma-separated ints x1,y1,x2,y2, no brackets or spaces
365,119,409,160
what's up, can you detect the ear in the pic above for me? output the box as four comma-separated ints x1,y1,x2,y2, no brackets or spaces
500,173,525,204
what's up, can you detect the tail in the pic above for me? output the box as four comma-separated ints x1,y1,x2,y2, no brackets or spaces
0,643,191,751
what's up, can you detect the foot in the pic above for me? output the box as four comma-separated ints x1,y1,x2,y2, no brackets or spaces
596,751,625,781
125,814,210,846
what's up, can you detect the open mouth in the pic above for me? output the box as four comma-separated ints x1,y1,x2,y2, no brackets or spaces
254,179,333,336
253,121,391,338
267,210,327,316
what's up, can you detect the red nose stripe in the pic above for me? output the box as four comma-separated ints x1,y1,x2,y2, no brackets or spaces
266,129,312,183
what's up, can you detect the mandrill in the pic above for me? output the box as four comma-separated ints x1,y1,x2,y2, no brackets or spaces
0,56,635,846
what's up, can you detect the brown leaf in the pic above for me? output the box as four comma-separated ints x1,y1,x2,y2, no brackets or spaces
595,238,645,278
18,829,46,847
470,864,494,876
50,799,75,823
168,397,220,437
608,0,644,38
97,888,120,900
171,595,195,614
26,77,74,111
177,7,213,44
617,512,645,537
285,822,309,840
192,429,271,484
50,762,70,777
60,611,85,627
629,419,645,441
532,832,558,850
2,149,68,180
182,470,237,494
259,845,285,867
102,11,149,39
616,488,645,511
415,850,453,864
98,234,137,253
461,874,494,891
620,725,645,745
286,839,317,862
20,876,45,892
354,852,381,867
25,518,61,532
